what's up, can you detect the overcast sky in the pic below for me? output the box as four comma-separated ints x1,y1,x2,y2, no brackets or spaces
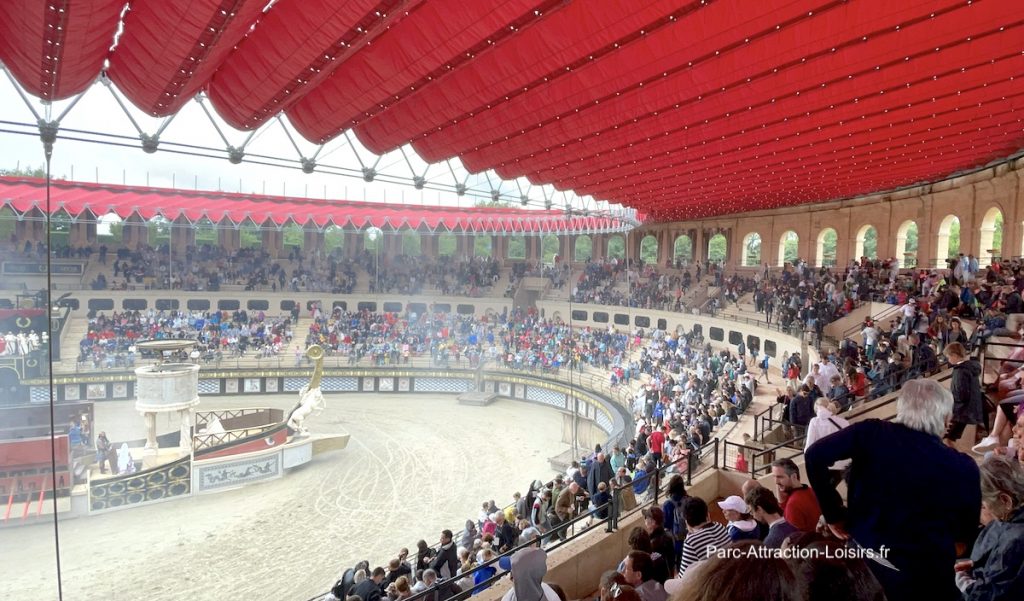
0,73,614,215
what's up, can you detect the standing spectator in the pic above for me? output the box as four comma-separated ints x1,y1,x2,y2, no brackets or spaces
954,456,1024,601
551,482,579,541
95,431,111,474
641,506,675,581
678,497,730,575
744,486,797,548
770,458,821,532
430,530,458,581
804,398,851,484
805,378,981,601
587,452,614,499
943,342,985,448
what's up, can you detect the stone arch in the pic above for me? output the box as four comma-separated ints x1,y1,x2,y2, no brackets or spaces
707,233,727,263
574,235,593,262
640,235,658,265
673,234,693,263
741,232,762,266
815,228,837,267
541,234,559,263
895,220,918,267
854,224,878,260
778,230,799,267
936,215,960,266
607,234,625,259
978,207,1003,267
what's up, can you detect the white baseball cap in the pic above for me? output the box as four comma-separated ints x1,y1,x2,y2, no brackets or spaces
717,495,748,513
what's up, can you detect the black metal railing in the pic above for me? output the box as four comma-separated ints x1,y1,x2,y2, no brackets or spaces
305,438,722,601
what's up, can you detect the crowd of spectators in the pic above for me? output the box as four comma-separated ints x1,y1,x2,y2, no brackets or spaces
77,307,296,368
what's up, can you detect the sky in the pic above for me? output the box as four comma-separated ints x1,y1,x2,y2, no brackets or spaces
0,70,623,217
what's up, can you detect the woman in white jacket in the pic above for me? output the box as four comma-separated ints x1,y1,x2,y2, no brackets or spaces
804,398,851,483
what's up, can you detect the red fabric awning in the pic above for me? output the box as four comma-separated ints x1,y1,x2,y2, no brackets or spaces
0,0,1021,220
0,177,627,234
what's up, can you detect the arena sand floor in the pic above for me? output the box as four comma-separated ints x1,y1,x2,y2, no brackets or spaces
0,394,567,601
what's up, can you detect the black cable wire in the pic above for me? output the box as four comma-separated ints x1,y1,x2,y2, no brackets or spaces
44,146,65,601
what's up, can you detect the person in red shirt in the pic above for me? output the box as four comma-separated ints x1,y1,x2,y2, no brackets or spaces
770,458,821,532
648,427,666,467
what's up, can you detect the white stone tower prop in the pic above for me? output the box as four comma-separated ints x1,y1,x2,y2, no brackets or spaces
134,340,201,465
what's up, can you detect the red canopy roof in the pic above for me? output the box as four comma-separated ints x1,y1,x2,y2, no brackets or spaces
1,0,1021,221
0,177,627,235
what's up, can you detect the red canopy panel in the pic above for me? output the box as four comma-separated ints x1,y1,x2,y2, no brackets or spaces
106,0,270,117
466,0,981,176
206,0,415,131
0,0,122,100
404,0,761,165
287,0,545,145
0,177,629,234
348,0,677,155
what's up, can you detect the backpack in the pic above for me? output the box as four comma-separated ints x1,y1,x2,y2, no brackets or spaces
761,356,769,369
669,497,688,538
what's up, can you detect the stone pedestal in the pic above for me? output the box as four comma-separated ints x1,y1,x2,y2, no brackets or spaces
134,363,201,459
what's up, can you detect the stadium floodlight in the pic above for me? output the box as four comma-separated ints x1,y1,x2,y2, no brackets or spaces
413,176,426,189
301,158,316,174
362,167,376,182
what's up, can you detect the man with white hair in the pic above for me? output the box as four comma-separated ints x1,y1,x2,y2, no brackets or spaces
806,378,981,601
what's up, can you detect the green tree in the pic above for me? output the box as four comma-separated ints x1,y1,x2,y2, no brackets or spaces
574,235,593,262
862,227,877,259
403,231,422,255
820,229,837,266
473,235,492,256
0,165,64,179
194,219,217,246
640,235,658,265
542,235,559,263
673,235,692,261
607,235,625,259
49,212,71,248
948,218,960,257
744,234,761,266
993,214,1003,252
708,234,727,262
507,236,526,259
324,226,345,253
782,232,799,264
438,233,457,256
150,216,173,246
282,223,304,250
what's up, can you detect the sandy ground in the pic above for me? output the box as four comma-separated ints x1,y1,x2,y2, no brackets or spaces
0,394,567,601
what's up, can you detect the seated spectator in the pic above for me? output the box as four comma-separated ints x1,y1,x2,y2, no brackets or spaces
679,497,730,575
669,541,800,601
641,506,675,582
716,496,759,542
806,378,981,601
955,456,1024,601
499,548,561,601
794,540,887,601
744,486,796,548
621,551,667,601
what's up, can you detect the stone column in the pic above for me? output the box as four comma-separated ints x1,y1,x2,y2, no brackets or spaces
218,225,238,253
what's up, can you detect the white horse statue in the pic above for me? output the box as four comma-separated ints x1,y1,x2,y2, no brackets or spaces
287,345,326,435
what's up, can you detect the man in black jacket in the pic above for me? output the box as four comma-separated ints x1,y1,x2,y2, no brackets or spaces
351,567,386,601
789,386,815,428
806,378,980,601
943,342,985,447
430,530,458,580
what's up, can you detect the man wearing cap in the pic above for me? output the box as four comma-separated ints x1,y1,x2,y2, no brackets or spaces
642,506,676,581
717,496,760,542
